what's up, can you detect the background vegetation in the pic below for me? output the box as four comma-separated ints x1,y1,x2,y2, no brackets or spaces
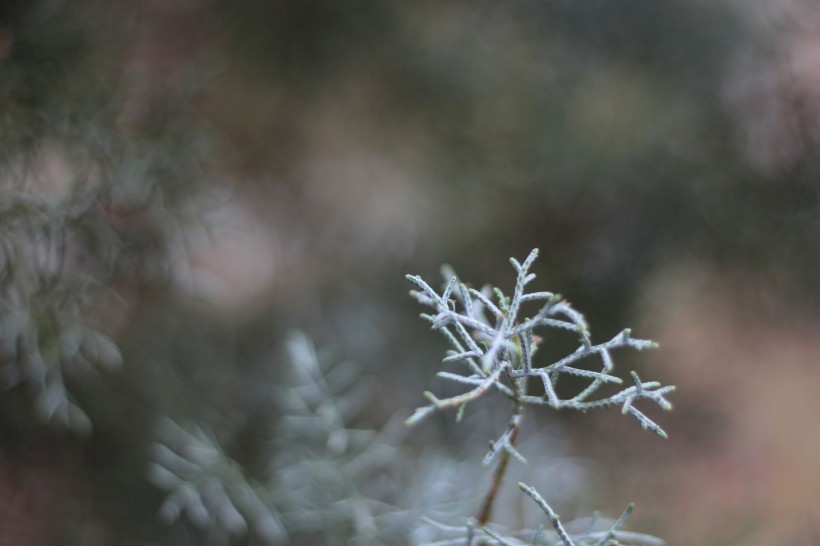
2,1,820,544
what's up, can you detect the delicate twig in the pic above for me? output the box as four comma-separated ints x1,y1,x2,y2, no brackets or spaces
517,483,575,546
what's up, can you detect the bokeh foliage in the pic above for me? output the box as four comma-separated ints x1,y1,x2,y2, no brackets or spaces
1,0,818,544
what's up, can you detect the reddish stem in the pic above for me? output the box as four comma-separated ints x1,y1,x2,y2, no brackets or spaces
476,423,521,526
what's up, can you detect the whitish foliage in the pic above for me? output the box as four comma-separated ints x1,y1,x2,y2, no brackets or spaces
407,250,674,545
406,248,674,446
419,483,663,546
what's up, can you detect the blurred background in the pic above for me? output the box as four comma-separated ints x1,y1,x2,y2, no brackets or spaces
2,0,820,544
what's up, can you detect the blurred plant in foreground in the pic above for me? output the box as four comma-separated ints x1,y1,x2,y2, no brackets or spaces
269,331,407,544
149,331,411,545
149,418,287,545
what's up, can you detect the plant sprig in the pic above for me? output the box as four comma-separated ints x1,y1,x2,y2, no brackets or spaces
407,249,674,544
406,248,674,443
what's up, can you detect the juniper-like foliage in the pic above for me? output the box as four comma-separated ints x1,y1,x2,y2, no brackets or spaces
271,331,407,545
149,417,287,545
0,0,219,438
0,194,125,435
407,248,674,446
149,332,411,545
421,483,664,546
406,249,674,545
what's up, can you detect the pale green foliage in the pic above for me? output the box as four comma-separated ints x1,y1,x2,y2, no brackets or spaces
149,332,413,545
149,418,287,545
0,197,123,435
270,331,423,544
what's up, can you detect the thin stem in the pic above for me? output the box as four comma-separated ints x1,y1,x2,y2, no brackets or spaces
475,377,525,526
